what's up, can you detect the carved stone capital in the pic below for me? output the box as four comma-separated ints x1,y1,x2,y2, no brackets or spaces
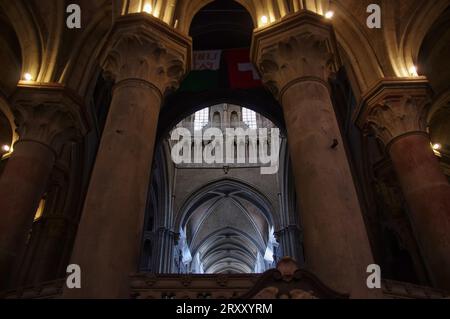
11,84,89,154
251,10,339,99
102,13,192,97
357,79,432,148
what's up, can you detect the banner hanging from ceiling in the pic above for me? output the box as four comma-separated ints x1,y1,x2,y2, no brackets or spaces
179,48,262,92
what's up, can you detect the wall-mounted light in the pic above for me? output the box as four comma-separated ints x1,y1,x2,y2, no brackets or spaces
409,65,418,76
23,73,33,81
325,11,335,19
260,15,268,26
432,143,442,151
143,4,152,14
34,198,46,221
1,144,10,152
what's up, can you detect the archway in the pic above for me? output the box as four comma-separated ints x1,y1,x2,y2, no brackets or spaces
157,0,285,142
142,100,303,274
418,5,450,160
176,178,277,274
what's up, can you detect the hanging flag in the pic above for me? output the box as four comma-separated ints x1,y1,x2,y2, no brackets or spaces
224,48,262,89
179,50,222,92
193,50,222,71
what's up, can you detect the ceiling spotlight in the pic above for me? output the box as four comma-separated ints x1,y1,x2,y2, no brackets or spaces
24,73,33,81
432,143,442,150
260,15,268,25
143,4,152,14
325,11,334,19
2,145,10,152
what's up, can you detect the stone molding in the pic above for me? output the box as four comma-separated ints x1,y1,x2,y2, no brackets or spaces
102,13,192,98
356,79,432,149
251,10,339,100
2,276,448,299
11,83,89,155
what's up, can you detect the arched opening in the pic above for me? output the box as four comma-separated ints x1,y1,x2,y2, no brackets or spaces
143,100,302,274
189,0,254,51
157,0,285,141
141,0,300,275
0,12,21,169
177,179,277,274
418,6,450,166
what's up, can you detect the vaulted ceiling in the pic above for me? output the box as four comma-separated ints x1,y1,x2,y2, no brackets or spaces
0,0,449,155
179,180,274,273
1,0,448,94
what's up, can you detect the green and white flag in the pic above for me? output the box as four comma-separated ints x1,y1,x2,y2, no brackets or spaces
193,50,221,71
180,50,222,92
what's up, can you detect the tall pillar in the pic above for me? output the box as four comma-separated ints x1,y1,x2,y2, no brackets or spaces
0,84,86,289
155,227,176,273
63,14,191,298
252,11,378,297
360,79,450,289
275,225,303,264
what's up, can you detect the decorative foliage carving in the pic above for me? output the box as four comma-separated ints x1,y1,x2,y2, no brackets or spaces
366,94,430,147
12,86,88,153
103,33,186,96
13,103,79,150
241,257,348,299
256,31,335,98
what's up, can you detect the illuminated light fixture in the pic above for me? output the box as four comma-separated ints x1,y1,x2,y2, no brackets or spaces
34,199,46,221
325,11,334,19
1,145,10,152
409,65,418,76
24,73,33,81
143,4,152,14
260,15,268,25
432,143,442,150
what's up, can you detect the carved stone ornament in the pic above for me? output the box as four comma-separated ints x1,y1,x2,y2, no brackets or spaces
251,10,339,99
11,84,89,154
240,257,348,299
102,13,192,97
358,79,432,148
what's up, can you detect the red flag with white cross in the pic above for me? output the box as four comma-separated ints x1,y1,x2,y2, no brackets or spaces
224,48,262,89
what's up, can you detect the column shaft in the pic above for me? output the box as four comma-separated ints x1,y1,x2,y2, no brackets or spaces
361,79,450,289
275,226,303,264
64,81,161,298
29,217,74,284
0,141,55,287
62,13,190,298
283,80,376,297
252,10,379,297
389,134,450,287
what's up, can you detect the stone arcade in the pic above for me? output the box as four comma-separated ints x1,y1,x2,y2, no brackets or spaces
0,0,449,299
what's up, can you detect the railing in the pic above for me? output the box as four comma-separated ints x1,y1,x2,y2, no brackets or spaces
1,279,64,299
130,273,260,299
382,279,449,299
2,278,448,300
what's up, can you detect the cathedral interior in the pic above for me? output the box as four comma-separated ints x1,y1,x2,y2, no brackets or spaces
0,0,450,299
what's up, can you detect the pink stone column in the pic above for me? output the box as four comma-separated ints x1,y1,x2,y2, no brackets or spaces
364,80,450,289
0,142,55,286
63,15,191,299
252,11,379,298
0,85,86,289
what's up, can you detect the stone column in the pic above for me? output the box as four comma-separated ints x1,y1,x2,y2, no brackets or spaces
63,14,191,298
275,225,303,264
252,11,378,297
155,227,176,273
360,79,450,289
21,217,75,285
0,84,86,289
